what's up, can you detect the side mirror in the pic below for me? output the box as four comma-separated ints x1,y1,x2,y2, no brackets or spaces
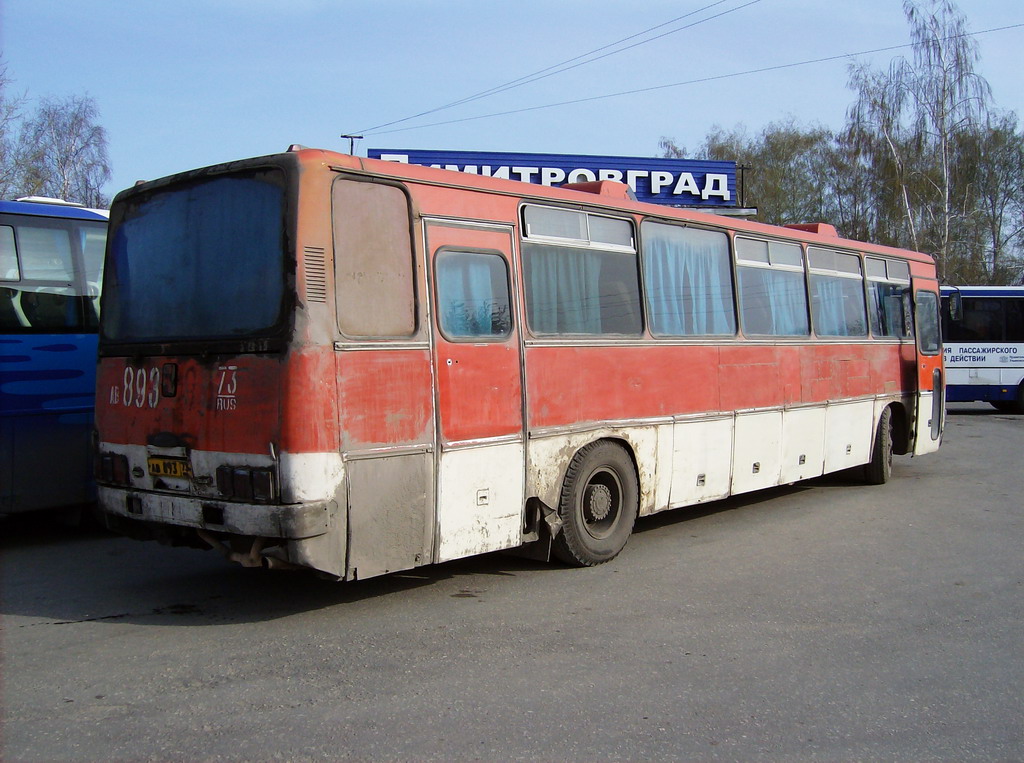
948,291,962,322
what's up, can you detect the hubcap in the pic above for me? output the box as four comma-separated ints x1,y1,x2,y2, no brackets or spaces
585,484,613,521
580,468,622,540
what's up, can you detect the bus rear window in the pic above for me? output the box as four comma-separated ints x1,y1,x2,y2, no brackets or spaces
103,170,287,343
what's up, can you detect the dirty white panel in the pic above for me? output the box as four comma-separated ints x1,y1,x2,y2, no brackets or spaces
347,453,431,579
669,416,733,507
653,424,675,513
622,426,661,517
436,442,524,562
275,451,345,503
780,407,826,483
527,426,661,515
913,391,942,456
731,411,782,495
525,436,573,510
824,400,874,471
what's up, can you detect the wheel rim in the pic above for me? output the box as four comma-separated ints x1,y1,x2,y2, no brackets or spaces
581,467,622,540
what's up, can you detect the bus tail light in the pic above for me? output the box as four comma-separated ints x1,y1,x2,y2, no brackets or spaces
100,453,130,485
161,363,178,397
216,465,276,503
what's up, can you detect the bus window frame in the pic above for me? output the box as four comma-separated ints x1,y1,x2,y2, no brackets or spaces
332,173,421,341
519,203,642,338
733,234,811,338
638,217,738,339
864,256,913,340
433,246,515,343
806,246,868,339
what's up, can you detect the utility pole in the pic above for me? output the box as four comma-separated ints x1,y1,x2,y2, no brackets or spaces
340,134,363,155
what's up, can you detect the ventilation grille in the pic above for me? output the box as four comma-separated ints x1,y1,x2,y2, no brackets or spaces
304,246,327,303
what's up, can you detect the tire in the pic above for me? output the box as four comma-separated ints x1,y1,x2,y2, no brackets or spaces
552,441,639,566
864,407,893,485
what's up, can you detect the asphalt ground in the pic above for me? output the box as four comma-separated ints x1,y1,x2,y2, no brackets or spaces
2,402,1021,761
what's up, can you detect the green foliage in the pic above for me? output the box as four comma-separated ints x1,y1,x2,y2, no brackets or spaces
660,0,1024,285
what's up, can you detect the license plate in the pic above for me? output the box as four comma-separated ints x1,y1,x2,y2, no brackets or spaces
148,456,193,479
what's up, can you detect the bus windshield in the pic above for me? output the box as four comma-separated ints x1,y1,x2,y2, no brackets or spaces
102,169,288,343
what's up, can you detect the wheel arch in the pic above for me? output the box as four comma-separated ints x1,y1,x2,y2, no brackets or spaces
527,429,654,517
889,401,910,455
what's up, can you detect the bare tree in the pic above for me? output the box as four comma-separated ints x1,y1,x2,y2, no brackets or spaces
953,113,1024,283
846,0,991,279
15,94,111,208
0,60,27,199
663,121,835,228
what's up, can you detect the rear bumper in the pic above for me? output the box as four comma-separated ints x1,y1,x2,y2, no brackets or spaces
97,485,332,539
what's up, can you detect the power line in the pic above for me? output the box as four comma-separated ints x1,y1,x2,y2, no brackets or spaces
363,23,1024,137
354,0,761,135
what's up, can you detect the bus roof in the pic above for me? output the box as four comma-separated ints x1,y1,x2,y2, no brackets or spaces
114,145,936,266
0,198,109,221
941,285,1024,297
339,150,938,266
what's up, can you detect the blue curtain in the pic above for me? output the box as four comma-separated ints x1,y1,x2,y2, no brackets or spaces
643,226,735,336
739,268,809,336
438,254,506,337
813,276,867,336
524,243,602,334
812,276,847,336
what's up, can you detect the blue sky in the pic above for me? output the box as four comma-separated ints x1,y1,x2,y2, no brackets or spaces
3,0,1023,200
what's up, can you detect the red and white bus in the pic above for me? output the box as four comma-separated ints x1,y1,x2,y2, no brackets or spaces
94,147,944,580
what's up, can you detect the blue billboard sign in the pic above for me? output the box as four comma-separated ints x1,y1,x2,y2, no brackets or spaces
367,149,736,207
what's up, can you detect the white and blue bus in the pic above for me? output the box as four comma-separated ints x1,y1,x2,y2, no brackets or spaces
1,197,109,515
941,285,1024,413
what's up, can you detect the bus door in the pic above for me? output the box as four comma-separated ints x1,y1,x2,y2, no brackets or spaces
425,220,526,563
913,283,943,455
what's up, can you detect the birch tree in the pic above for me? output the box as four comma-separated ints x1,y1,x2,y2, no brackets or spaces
15,94,111,208
846,0,991,279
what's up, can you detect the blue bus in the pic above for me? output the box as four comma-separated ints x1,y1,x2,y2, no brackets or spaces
941,285,1024,413
1,197,109,515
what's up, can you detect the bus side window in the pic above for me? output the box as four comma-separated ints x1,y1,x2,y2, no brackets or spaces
865,257,911,338
1,225,18,280
641,221,736,336
1007,299,1024,342
735,237,809,337
17,226,75,283
0,286,24,329
916,291,941,355
435,251,512,339
520,206,640,337
808,248,867,337
333,178,416,338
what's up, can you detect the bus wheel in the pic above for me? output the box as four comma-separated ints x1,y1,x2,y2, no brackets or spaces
864,407,893,485
552,441,638,566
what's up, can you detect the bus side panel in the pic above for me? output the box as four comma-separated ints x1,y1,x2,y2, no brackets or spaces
336,348,435,579
525,344,722,426
523,339,916,516
1,334,97,513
